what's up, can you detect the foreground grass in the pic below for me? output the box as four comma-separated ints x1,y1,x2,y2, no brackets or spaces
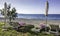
0,22,54,36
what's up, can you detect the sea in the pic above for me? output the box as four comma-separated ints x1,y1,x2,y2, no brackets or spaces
17,14,60,20
0,14,60,20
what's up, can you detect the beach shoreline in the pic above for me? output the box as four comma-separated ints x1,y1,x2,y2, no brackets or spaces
0,18,60,25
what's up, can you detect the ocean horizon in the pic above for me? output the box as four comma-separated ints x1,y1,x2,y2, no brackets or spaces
17,14,60,20
0,14,60,20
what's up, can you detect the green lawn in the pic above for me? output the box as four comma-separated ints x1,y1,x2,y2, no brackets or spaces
0,22,54,36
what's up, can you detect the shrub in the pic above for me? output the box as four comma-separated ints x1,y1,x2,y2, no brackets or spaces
30,27,40,35
26,25,34,29
0,22,5,27
39,24,50,33
10,22,19,26
18,22,26,26
17,24,34,33
7,26,13,30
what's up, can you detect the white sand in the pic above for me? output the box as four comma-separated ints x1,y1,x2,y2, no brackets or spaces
0,18,60,26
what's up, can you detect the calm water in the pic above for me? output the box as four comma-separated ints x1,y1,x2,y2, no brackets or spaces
17,14,60,20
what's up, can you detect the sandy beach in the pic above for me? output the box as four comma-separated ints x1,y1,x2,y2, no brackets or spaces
0,18,60,26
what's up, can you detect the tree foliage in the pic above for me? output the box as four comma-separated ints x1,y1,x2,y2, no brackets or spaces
0,4,17,24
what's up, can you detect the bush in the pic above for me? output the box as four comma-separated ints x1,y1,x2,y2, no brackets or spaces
7,26,13,30
0,22,5,27
40,27,50,33
17,24,34,33
18,22,26,26
10,22,19,26
26,25,34,29
39,24,51,33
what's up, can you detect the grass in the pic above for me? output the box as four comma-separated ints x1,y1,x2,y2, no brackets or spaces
0,22,55,36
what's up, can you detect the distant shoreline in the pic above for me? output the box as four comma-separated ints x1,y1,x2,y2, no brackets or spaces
0,17,60,26
0,14,60,20
0,17,60,20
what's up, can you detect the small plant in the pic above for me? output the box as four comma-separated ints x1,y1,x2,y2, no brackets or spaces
17,24,34,33
0,22,5,29
7,26,13,30
39,24,50,33
18,22,26,26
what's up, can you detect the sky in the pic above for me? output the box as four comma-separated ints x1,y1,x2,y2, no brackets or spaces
0,0,60,14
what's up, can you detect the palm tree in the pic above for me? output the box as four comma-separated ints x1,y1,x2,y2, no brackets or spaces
45,0,49,24
45,0,49,32
0,2,17,26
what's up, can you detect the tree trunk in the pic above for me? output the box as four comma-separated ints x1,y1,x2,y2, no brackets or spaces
9,17,11,25
4,2,7,28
